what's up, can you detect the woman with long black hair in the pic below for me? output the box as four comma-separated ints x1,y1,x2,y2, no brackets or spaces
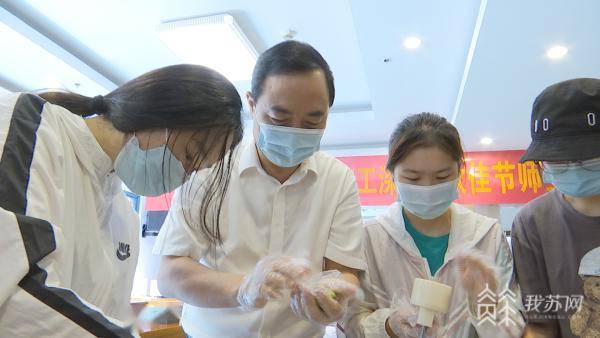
0,64,243,337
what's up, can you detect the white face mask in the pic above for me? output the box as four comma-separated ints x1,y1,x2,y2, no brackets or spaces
395,178,459,220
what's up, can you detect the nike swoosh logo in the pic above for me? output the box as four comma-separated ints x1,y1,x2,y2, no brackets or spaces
116,249,130,261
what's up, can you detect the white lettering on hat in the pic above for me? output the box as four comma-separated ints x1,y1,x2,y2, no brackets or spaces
534,120,539,133
588,112,596,126
543,118,550,131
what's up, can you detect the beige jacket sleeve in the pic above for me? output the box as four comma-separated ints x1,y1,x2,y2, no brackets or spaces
342,227,395,338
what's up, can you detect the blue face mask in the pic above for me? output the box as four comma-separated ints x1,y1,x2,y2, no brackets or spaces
256,122,324,168
114,133,186,196
542,159,600,197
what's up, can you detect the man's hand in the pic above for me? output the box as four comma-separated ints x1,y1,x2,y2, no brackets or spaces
237,256,310,310
290,274,359,325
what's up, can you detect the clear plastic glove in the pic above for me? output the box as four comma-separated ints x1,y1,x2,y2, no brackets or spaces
237,255,310,310
454,250,523,338
454,250,499,298
387,290,442,338
290,270,360,325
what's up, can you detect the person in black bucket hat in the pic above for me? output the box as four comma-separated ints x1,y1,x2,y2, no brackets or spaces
520,78,600,163
511,78,600,338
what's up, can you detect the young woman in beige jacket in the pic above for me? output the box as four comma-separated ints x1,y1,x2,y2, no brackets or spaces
343,113,524,338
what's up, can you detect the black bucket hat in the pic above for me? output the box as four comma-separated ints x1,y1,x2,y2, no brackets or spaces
520,78,600,163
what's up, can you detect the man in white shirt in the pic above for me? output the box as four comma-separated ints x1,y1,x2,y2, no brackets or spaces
153,40,364,338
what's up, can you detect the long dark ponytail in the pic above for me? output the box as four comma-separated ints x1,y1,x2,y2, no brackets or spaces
40,64,244,245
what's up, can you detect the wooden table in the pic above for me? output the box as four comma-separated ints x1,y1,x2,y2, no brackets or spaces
138,321,184,338
133,298,185,338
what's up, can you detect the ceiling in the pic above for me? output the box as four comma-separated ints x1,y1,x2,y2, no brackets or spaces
0,0,598,152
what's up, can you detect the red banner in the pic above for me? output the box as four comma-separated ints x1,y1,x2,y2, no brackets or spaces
146,150,553,210
338,150,554,206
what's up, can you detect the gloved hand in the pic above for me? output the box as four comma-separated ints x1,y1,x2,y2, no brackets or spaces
454,249,499,319
387,290,441,338
290,270,360,325
387,304,420,337
455,250,499,298
455,250,523,338
237,255,310,310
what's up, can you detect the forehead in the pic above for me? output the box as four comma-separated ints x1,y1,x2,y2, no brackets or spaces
395,146,458,171
257,70,330,108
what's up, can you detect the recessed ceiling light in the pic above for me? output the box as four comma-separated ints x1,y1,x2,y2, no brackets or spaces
546,45,568,59
158,14,258,81
480,137,493,145
403,36,422,50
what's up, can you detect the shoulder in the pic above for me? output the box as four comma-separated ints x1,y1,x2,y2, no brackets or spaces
452,203,498,230
2,92,69,119
515,190,558,222
513,190,559,234
0,93,46,124
0,92,24,115
449,204,505,250
0,93,68,157
312,151,354,179
364,217,380,231
2,92,83,131
363,210,396,248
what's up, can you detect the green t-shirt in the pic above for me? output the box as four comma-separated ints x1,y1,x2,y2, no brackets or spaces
403,211,450,276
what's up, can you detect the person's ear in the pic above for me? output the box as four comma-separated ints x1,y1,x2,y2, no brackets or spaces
246,92,256,119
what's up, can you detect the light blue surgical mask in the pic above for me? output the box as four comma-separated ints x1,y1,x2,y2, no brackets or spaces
114,132,186,196
256,122,324,168
542,158,600,197
395,179,459,220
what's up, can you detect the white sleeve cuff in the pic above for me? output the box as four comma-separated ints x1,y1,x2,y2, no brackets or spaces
325,243,365,270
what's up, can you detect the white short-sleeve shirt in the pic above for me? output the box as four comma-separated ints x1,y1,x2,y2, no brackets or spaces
153,137,364,338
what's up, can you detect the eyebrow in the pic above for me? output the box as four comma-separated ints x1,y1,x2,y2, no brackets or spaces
270,106,325,118
403,167,454,174
435,167,454,174
270,106,292,115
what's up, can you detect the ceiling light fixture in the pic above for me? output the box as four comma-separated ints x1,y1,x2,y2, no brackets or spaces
480,137,494,145
403,36,422,50
546,45,568,59
158,14,258,82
